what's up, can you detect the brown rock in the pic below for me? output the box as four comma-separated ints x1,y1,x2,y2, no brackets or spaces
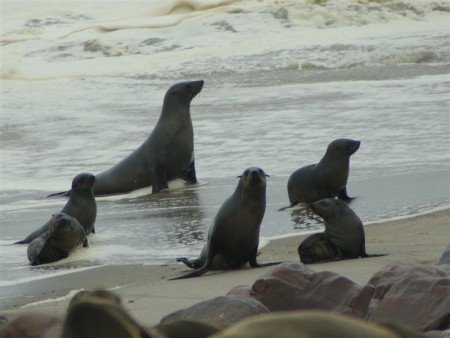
367,263,450,331
160,296,269,326
228,262,373,319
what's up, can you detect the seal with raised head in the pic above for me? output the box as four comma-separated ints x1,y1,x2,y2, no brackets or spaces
16,173,96,244
172,167,282,280
49,80,204,197
27,212,88,265
281,138,360,210
298,198,384,263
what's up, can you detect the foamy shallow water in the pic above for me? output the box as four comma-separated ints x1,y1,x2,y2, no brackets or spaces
0,0,449,287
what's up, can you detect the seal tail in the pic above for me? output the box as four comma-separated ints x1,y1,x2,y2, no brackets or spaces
278,204,294,211
47,190,71,198
169,265,210,280
14,240,27,245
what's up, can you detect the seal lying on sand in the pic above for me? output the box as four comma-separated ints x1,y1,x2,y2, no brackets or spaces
298,198,385,263
49,80,204,197
281,138,360,210
15,173,96,244
27,213,88,265
172,167,282,280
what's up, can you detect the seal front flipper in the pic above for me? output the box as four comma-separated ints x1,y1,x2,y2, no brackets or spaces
358,236,386,258
337,187,356,202
152,170,169,193
248,247,284,268
278,203,295,211
182,159,198,184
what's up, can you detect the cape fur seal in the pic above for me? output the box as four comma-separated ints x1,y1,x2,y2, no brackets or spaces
211,311,422,338
298,198,385,263
281,138,360,210
15,173,96,244
27,213,88,265
63,290,221,338
49,80,204,197
172,167,282,280
63,290,150,338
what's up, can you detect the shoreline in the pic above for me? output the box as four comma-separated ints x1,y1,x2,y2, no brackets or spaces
1,208,449,327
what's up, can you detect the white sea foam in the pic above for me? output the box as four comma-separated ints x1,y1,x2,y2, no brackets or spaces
1,0,448,79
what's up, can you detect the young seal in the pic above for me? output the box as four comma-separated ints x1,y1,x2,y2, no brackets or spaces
172,167,282,280
281,138,360,210
49,80,204,197
15,173,96,244
27,213,88,265
298,198,384,263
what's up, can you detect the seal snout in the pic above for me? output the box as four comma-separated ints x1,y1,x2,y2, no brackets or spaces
242,167,267,186
349,140,361,154
310,199,331,217
187,80,204,100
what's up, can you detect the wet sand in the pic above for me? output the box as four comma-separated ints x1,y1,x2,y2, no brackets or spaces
1,208,449,328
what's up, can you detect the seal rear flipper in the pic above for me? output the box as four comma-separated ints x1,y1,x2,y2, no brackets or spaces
14,239,27,245
47,190,71,198
176,257,203,269
337,187,356,202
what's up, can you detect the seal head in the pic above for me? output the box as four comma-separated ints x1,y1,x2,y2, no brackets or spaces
27,213,87,265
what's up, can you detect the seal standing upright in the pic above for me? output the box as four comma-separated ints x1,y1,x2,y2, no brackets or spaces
27,212,88,265
172,167,282,280
284,138,360,209
16,173,96,244
49,80,204,197
298,198,383,263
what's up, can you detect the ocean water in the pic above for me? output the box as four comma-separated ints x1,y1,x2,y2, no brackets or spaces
0,0,449,290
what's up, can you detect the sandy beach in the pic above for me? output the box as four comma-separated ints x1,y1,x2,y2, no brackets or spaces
1,208,448,328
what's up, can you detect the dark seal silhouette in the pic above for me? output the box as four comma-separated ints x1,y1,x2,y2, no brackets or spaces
298,198,385,263
49,80,204,197
27,213,88,265
16,173,96,244
172,167,282,280
281,138,360,210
